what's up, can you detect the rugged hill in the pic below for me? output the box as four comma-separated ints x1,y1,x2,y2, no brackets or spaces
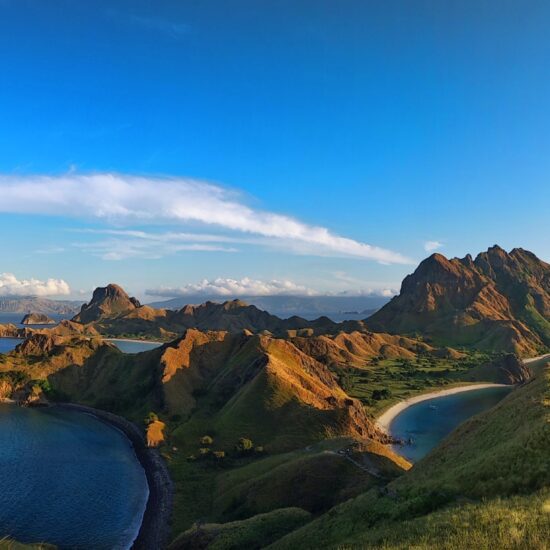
148,294,390,320
72,283,141,323
1,329,387,446
74,289,365,339
368,246,550,355
290,331,434,367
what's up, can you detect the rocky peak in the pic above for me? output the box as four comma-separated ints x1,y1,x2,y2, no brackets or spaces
72,284,141,324
368,246,550,355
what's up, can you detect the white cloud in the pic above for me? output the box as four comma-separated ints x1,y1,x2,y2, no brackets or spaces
0,172,413,264
424,240,444,253
146,278,397,299
0,273,70,297
72,236,237,261
146,278,318,298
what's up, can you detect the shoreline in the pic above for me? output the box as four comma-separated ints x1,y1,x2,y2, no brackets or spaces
376,383,511,434
106,338,165,345
56,403,173,550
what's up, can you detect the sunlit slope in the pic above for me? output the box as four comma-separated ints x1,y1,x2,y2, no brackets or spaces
368,246,550,355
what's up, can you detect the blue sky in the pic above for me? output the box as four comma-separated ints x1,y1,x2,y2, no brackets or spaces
0,0,548,301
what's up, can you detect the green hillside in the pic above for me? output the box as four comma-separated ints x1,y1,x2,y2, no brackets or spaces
270,357,550,548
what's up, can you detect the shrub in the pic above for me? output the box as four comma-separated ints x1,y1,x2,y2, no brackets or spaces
213,451,226,459
236,437,254,453
200,435,214,446
372,388,392,400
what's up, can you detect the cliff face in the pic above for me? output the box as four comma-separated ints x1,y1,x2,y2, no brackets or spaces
72,284,141,324
368,246,550,355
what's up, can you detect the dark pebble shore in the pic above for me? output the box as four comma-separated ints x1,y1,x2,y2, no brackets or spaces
55,403,173,550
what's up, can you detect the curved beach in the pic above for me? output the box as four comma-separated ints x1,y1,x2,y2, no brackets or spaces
56,403,173,550
106,338,165,345
376,383,511,434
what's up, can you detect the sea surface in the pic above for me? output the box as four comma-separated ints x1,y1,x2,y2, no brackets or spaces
389,386,513,462
0,312,67,328
0,405,149,549
0,338,22,353
108,339,163,353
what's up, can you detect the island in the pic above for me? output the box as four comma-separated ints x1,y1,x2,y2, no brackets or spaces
20,313,56,325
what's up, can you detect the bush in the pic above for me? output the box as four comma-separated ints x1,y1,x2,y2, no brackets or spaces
372,388,392,400
201,435,214,446
213,451,226,459
236,437,254,453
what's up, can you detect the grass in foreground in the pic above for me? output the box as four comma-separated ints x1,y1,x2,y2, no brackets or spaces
169,507,311,550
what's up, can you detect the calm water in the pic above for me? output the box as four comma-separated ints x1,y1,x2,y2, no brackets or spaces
0,338,23,353
390,386,513,462
0,312,67,328
0,405,148,549
108,340,163,353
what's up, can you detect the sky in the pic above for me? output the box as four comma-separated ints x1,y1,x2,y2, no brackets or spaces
0,0,548,301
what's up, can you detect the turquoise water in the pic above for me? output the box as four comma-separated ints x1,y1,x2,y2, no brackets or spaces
390,386,513,462
0,338,22,353
0,405,148,549
108,339,163,353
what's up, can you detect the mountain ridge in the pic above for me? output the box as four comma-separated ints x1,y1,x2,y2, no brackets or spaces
368,245,550,355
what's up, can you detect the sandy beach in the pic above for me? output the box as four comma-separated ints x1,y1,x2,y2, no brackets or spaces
376,383,511,434
106,338,165,345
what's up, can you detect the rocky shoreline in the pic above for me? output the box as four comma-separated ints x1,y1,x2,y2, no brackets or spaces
56,403,173,550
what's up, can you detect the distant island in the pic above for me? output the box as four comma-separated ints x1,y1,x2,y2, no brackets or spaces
20,313,56,325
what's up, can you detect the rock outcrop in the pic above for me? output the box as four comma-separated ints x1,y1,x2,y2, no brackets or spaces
72,283,141,324
368,246,550,355
21,313,56,325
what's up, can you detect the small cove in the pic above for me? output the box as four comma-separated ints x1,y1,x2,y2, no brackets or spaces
388,385,513,462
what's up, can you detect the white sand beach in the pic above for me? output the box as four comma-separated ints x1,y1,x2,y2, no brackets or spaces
376,383,510,434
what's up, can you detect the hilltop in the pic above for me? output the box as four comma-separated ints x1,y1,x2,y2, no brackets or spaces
148,294,389,320
71,285,365,339
72,283,141,323
368,246,550,355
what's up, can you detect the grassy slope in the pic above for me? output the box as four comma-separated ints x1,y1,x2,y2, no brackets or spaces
2,332,535,546
336,351,512,416
270,358,550,549
168,508,312,550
